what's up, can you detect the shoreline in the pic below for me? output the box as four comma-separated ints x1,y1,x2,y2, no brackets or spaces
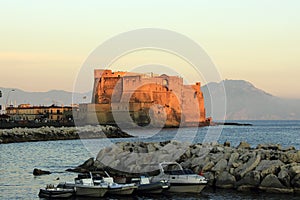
0,121,253,144
0,125,133,144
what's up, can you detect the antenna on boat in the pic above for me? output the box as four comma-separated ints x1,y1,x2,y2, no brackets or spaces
104,171,110,177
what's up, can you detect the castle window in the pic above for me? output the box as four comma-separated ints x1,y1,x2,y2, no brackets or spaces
162,79,168,86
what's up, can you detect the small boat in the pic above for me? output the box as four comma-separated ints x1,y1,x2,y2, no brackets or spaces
96,172,137,195
38,184,74,199
132,176,170,194
150,162,208,193
104,177,137,195
75,176,108,197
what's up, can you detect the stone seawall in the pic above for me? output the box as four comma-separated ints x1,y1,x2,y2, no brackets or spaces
75,141,300,194
0,125,133,143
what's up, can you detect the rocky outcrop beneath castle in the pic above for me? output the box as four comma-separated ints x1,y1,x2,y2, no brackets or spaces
75,141,300,194
0,125,133,144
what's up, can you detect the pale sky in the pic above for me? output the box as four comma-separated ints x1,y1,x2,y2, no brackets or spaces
0,0,299,98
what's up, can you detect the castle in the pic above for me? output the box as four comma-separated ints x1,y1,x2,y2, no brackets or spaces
76,69,210,127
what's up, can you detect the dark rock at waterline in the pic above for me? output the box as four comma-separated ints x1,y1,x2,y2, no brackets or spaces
33,168,51,176
215,171,236,189
66,157,96,173
78,157,94,169
217,122,253,126
236,171,261,191
292,174,300,187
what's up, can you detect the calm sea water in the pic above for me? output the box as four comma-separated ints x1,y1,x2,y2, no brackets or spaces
0,120,299,199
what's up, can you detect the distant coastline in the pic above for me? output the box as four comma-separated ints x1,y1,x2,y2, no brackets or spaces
0,121,75,129
0,125,133,144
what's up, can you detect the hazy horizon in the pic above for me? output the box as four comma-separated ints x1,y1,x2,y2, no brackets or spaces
1,0,300,98
1,78,299,101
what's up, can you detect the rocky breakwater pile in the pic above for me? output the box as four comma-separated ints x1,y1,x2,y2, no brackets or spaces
75,141,300,194
0,125,132,143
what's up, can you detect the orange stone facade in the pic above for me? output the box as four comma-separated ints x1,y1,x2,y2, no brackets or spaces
79,69,208,127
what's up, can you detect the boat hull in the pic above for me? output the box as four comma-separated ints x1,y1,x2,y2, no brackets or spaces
137,182,170,194
38,188,74,198
167,183,206,193
108,186,137,195
75,185,107,197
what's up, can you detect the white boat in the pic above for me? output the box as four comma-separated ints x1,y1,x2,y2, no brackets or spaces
104,177,137,195
75,177,108,197
150,162,208,193
94,174,137,195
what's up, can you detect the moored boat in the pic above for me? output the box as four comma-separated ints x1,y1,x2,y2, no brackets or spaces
132,176,170,194
38,184,75,199
75,177,108,197
150,162,208,193
98,176,137,195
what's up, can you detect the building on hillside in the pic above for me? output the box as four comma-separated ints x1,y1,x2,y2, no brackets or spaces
75,69,210,127
6,104,75,122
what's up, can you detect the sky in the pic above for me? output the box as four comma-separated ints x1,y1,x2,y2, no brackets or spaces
0,0,299,98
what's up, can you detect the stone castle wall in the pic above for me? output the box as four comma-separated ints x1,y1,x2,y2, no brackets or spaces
80,69,208,127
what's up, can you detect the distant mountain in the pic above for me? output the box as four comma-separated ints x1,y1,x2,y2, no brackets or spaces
0,87,92,106
201,80,300,120
1,80,299,120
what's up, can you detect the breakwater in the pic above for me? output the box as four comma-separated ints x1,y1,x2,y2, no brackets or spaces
73,140,300,194
0,125,133,143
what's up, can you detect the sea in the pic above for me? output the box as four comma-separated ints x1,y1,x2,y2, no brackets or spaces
0,120,299,199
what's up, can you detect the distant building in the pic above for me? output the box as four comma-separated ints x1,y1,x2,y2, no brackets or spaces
75,69,210,127
6,104,75,122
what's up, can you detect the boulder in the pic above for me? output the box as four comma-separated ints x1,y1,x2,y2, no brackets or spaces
228,152,239,167
239,152,253,163
289,165,300,177
190,144,203,156
190,156,209,168
215,171,236,189
255,160,284,178
278,169,291,187
202,161,215,172
203,172,215,187
291,174,300,187
259,174,294,193
210,146,224,153
210,153,225,164
256,144,282,151
223,141,230,147
279,152,299,164
232,162,242,168
194,147,211,158
147,143,157,152
282,146,296,152
78,157,94,169
180,160,192,169
235,153,261,178
261,175,279,188
33,168,51,176
136,146,147,153
237,141,251,149
211,159,228,172
236,171,261,188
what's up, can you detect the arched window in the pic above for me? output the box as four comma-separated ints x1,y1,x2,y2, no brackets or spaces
162,79,168,87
